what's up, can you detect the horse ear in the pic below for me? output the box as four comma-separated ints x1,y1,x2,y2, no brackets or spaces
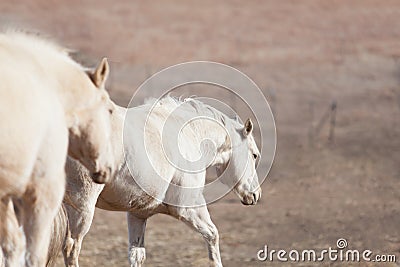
243,118,253,137
90,57,109,88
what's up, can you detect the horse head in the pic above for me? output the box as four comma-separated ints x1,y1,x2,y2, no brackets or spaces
217,118,262,205
67,58,117,184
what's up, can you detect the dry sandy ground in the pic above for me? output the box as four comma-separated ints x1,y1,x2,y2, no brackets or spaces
1,1,400,266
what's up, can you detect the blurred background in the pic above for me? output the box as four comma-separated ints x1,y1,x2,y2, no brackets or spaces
1,1,399,266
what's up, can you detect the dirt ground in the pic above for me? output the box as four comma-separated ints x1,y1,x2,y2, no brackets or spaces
1,1,400,266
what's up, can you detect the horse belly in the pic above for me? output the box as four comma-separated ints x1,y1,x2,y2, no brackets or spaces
97,179,162,212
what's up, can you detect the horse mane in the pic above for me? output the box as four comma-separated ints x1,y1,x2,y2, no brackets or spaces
0,29,83,70
144,95,243,129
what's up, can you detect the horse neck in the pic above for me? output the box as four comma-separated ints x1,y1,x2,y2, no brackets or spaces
50,61,96,118
189,114,232,166
111,105,126,162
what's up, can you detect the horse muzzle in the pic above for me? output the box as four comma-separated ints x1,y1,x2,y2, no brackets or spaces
91,166,112,184
240,188,262,206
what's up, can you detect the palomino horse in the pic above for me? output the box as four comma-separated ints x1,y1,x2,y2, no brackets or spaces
0,31,117,267
50,96,262,267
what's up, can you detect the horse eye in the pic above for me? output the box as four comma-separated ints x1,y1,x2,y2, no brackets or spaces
253,154,258,160
108,108,113,115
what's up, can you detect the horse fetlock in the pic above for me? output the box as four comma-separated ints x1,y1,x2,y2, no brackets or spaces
128,247,146,266
204,225,219,245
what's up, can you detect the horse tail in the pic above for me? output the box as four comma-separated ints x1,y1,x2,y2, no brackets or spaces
46,203,68,267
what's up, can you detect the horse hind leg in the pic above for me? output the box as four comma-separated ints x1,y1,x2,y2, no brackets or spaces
127,213,147,267
0,199,25,267
20,169,65,267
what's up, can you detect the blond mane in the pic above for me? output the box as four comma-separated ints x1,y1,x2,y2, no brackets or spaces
0,29,83,70
144,95,243,130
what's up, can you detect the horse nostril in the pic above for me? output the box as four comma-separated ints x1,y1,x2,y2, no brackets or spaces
252,192,257,202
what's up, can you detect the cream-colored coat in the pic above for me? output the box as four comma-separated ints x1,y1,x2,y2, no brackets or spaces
54,97,262,267
0,31,117,267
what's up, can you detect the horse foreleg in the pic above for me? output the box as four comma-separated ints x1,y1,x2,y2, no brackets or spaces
171,206,223,267
127,213,146,267
62,188,100,267
63,234,83,267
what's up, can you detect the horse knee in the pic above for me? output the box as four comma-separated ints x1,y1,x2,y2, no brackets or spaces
63,236,82,267
205,226,219,244
128,247,146,267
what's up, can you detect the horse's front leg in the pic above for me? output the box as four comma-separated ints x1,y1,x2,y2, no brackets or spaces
63,186,102,267
171,206,223,267
127,212,147,267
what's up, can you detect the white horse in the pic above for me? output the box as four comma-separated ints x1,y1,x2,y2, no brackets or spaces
0,31,117,267
50,96,262,267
